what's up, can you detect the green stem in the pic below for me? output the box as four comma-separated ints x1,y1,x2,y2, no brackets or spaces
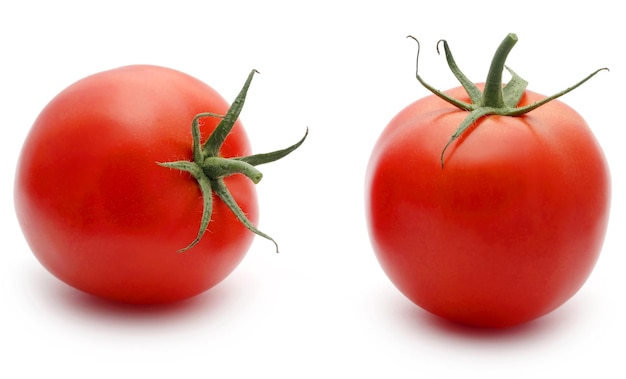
481,33,518,108
203,157,263,184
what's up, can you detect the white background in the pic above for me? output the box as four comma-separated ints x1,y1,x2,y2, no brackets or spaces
2,1,624,378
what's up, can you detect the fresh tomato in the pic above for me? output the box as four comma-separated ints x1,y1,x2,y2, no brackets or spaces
15,65,306,304
365,34,610,328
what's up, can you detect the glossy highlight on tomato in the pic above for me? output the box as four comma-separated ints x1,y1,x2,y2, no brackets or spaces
365,34,610,328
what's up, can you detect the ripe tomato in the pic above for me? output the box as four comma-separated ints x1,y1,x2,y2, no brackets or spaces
365,34,610,328
15,65,305,304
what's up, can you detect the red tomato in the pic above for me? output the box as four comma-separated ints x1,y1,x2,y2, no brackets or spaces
365,36,610,328
15,65,278,304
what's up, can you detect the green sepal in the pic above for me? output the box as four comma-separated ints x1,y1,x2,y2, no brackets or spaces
236,128,309,166
203,70,257,157
502,66,528,108
157,160,214,253
439,107,494,167
437,39,482,104
212,178,279,253
407,36,473,111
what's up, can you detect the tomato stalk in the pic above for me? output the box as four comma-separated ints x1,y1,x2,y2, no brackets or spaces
159,70,308,253
408,33,608,167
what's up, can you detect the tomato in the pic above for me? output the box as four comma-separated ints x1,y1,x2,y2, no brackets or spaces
365,34,610,328
15,65,306,304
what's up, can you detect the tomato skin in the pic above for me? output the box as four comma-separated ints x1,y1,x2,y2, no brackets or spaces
365,85,610,328
15,65,258,304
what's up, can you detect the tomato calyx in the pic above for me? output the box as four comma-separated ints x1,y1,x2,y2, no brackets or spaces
159,70,308,253
408,33,608,167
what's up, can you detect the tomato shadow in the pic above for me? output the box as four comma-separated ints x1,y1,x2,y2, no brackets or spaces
63,287,220,320
26,265,245,326
396,296,583,344
415,309,554,340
